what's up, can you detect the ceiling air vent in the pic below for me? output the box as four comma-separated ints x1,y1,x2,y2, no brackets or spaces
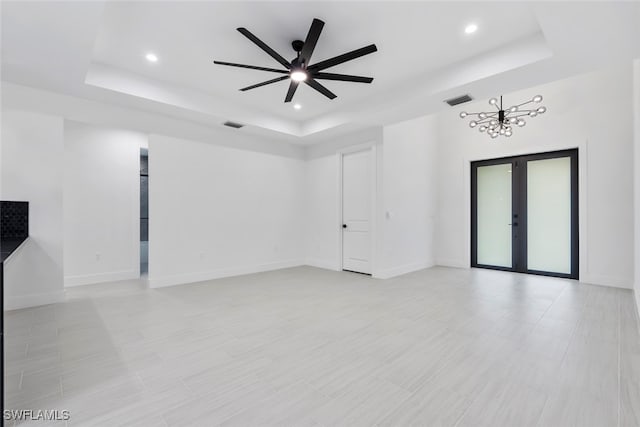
444,94,473,106
223,121,245,129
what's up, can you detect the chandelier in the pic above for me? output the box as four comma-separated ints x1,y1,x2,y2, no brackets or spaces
459,95,546,139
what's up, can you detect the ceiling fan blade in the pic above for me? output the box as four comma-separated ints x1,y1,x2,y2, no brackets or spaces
284,81,299,103
313,72,373,83
213,61,288,74
237,27,291,69
240,76,289,91
305,79,337,100
299,18,324,66
309,44,378,71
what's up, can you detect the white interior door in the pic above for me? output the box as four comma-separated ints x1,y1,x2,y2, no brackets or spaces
342,150,372,274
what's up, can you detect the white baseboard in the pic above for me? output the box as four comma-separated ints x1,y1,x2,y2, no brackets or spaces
148,259,305,288
304,258,340,271
436,258,469,269
375,260,434,280
4,290,65,311
64,269,139,287
432,262,632,290
580,274,633,289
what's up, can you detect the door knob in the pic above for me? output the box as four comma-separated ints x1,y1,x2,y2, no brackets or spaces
342,224,347,228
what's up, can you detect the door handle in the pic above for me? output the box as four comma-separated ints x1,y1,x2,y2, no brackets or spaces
342,224,347,229
508,222,519,226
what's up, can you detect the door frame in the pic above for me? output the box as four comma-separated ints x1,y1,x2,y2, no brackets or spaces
470,157,519,273
337,143,378,275
470,148,579,279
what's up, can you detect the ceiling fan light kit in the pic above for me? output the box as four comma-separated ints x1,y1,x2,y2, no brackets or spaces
459,95,546,139
214,18,377,103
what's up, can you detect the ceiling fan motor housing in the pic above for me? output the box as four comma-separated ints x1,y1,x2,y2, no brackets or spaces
292,40,305,53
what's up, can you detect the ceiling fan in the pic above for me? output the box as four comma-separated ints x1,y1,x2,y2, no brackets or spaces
213,18,377,103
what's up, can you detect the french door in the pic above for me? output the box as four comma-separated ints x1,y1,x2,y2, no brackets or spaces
471,149,578,279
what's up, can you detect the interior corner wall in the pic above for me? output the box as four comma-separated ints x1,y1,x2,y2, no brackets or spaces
436,64,635,289
378,115,438,278
63,121,146,286
148,133,305,288
1,110,65,310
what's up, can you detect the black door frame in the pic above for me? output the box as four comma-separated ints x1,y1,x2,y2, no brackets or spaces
471,149,579,280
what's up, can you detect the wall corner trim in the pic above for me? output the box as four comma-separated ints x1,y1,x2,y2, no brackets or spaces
374,261,434,280
148,259,305,288
304,259,340,271
64,270,140,287
436,258,469,269
579,274,633,290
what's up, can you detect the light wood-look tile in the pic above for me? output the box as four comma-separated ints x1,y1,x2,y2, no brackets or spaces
3,266,640,426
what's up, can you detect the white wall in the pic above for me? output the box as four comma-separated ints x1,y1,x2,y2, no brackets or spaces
1,111,65,309
148,134,305,288
436,65,635,289
63,121,146,286
378,115,438,278
305,155,340,270
2,66,637,302
634,59,640,317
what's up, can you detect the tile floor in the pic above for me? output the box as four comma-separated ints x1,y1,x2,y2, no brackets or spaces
3,266,640,426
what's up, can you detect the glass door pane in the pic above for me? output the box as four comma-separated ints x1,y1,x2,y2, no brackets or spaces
527,157,572,274
476,163,513,268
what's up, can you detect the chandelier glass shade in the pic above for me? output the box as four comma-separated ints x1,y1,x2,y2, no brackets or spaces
459,95,546,139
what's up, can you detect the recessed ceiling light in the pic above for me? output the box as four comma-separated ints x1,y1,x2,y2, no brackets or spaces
145,53,158,63
464,23,478,34
293,104,302,110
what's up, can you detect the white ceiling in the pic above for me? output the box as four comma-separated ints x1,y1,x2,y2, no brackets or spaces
2,1,640,144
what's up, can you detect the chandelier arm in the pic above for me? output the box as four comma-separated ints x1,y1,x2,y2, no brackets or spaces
505,109,535,115
475,118,495,124
515,100,534,108
512,110,539,115
473,112,498,119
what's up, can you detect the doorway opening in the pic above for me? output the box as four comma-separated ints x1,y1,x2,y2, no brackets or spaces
471,149,578,279
140,148,148,276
